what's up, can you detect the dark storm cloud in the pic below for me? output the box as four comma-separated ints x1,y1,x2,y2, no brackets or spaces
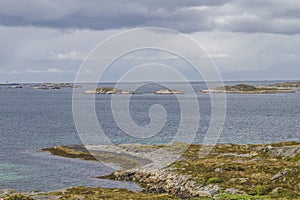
0,0,227,30
0,0,300,34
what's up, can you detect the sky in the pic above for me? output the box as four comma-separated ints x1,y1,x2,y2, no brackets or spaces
0,0,300,83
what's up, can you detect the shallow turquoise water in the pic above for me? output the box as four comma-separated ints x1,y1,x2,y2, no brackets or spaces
0,162,29,181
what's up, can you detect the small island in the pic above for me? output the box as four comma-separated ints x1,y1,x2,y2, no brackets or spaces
201,84,296,94
32,83,79,90
154,89,184,94
8,84,23,89
85,87,134,94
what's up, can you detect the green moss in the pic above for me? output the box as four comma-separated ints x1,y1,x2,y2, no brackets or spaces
286,153,300,162
56,186,178,200
207,177,222,184
169,143,300,198
255,185,272,196
270,187,300,199
3,194,34,200
216,193,270,200
3,187,179,200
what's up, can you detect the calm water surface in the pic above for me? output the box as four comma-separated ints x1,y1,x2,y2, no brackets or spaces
0,81,299,191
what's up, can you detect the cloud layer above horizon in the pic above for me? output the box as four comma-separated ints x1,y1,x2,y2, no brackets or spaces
0,0,300,82
1,0,300,34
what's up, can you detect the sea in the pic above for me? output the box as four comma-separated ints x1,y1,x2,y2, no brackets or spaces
0,81,299,191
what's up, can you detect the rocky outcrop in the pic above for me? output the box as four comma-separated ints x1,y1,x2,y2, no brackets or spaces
224,188,247,195
85,87,133,94
271,170,288,181
255,144,300,161
8,84,23,89
103,169,220,198
154,89,184,94
0,189,16,197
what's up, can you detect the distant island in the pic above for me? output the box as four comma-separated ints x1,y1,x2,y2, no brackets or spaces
154,89,184,94
85,87,134,94
202,82,300,94
8,84,23,89
85,88,185,95
4,81,300,95
32,83,79,90
4,83,79,90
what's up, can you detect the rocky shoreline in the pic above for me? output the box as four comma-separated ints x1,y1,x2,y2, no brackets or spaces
1,142,299,199
36,142,300,199
101,142,300,199
101,168,221,198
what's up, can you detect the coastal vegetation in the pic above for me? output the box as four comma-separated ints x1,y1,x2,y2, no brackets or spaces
1,187,178,200
41,142,300,199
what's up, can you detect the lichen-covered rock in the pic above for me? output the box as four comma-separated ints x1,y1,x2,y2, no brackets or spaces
271,171,288,181
224,188,247,195
255,143,300,161
214,168,223,173
271,187,284,194
106,169,220,198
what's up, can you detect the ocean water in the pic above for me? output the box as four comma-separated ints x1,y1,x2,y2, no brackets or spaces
0,81,299,191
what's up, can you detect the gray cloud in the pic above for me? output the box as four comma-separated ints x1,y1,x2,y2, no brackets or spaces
1,0,300,34
1,25,300,83
1,1,300,82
